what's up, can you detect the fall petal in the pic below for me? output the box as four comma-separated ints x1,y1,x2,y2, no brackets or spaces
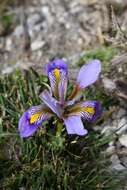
66,100,102,122
18,111,38,138
64,115,88,136
18,105,52,138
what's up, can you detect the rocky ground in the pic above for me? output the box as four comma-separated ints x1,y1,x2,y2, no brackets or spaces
0,0,127,189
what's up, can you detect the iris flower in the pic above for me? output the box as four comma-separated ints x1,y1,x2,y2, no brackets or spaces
18,59,102,137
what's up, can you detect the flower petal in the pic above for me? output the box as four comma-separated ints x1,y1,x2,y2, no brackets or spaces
40,90,63,118
46,59,68,101
64,115,88,136
65,100,102,122
18,111,38,138
27,105,52,125
77,59,101,88
18,105,52,137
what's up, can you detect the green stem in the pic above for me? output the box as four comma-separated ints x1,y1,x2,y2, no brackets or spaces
56,121,63,136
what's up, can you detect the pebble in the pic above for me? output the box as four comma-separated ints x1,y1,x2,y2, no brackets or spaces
117,118,127,129
119,135,127,148
106,146,115,155
27,13,41,28
102,78,116,91
110,154,120,164
5,38,12,51
111,163,126,171
120,157,127,168
116,124,127,135
13,25,24,37
101,126,113,135
31,40,45,51
116,109,126,119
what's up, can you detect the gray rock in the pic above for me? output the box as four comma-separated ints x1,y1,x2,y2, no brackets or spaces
116,109,126,119
119,135,127,148
31,40,45,51
13,25,24,37
27,13,41,28
111,154,120,164
111,163,126,171
116,124,127,135
118,117,127,129
101,126,112,135
102,78,116,91
106,146,115,155
120,157,127,168
5,38,12,51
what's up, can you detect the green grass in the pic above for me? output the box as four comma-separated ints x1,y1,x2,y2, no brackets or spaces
77,46,119,73
0,68,126,190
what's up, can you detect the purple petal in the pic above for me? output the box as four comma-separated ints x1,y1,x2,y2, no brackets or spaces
40,90,62,118
66,100,102,122
18,105,52,138
81,101,102,121
77,59,101,88
46,59,68,74
58,75,68,104
64,116,88,136
45,59,68,100
18,111,38,138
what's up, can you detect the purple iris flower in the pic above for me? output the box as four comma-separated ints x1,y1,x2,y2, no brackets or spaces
18,59,102,137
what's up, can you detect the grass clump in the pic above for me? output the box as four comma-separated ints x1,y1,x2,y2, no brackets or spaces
0,69,126,190
77,46,119,73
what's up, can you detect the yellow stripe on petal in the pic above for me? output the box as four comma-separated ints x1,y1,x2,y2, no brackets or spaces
30,112,42,124
54,69,60,80
83,107,95,114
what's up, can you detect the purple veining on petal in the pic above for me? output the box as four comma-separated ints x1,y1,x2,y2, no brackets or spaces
27,105,51,125
18,111,38,138
77,59,101,89
65,100,102,122
45,59,68,101
64,115,88,136
40,90,63,118
81,100,102,121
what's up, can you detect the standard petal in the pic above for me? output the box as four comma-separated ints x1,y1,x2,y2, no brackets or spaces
18,105,52,138
40,90,63,118
65,100,102,122
77,59,101,88
64,115,88,136
46,59,68,101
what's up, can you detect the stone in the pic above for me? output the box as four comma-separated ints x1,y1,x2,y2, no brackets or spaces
27,14,41,28
31,40,45,51
116,109,126,119
106,146,115,155
111,163,126,171
119,135,127,148
118,117,127,129
116,124,127,135
110,154,120,164
101,126,113,136
120,157,127,168
13,25,24,37
102,78,116,91
5,38,12,51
